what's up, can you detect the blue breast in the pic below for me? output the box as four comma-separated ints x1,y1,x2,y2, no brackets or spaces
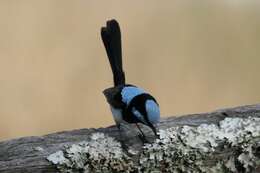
121,86,145,105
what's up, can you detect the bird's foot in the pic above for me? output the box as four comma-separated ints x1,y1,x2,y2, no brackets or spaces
138,134,149,144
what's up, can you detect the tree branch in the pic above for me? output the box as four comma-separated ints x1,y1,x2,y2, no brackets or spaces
0,104,260,173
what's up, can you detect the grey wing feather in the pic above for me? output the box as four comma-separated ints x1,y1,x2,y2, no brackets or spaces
103,86,125,108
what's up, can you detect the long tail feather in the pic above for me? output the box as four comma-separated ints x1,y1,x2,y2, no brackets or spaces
101,19,125,86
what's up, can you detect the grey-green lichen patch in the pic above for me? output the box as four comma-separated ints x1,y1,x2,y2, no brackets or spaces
225,156,237,172
47,132,134,173
180,117,260,152
139,126,206,172
47,117,260,173
139,117,260,172
34,146,44,152
47,151,68,165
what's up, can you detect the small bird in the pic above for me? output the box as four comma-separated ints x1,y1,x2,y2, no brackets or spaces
101,19,160,140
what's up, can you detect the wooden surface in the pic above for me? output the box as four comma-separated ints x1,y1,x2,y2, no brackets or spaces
0,104,260,173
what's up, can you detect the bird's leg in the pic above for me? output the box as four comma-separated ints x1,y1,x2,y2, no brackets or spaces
116,123,125,138
115,123,133,156
116,123,121,131
151,126,159,138
148,123,159,139
135,123,145,137
135,123,148,143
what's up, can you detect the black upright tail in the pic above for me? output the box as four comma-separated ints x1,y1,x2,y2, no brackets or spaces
101,19,125,86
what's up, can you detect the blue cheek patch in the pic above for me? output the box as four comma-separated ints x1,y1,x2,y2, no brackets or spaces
121,86,145,105
145,100,160,124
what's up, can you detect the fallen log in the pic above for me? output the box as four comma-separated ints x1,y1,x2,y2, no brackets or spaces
0,104,260,173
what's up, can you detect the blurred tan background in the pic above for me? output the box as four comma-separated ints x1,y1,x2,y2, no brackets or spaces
0,0,260,140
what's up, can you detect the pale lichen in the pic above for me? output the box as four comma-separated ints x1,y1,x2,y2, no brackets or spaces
47,150,68,165
47,117,260,173
47,132,134,172
225,156,237,172
139,117,260,172
34,146,44,152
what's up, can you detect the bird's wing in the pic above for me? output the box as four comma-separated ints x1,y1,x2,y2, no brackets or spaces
103,86,125,108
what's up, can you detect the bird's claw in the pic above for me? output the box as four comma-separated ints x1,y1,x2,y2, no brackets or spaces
138,134,149,144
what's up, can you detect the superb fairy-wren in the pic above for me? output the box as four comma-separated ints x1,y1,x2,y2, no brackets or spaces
101,19,160,140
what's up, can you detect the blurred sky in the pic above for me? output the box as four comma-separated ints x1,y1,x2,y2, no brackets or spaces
0,0,260,140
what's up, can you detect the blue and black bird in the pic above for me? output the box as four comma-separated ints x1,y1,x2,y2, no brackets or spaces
101,19,160,139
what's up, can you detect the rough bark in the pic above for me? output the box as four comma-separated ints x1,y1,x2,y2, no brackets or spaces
0,104,260,173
